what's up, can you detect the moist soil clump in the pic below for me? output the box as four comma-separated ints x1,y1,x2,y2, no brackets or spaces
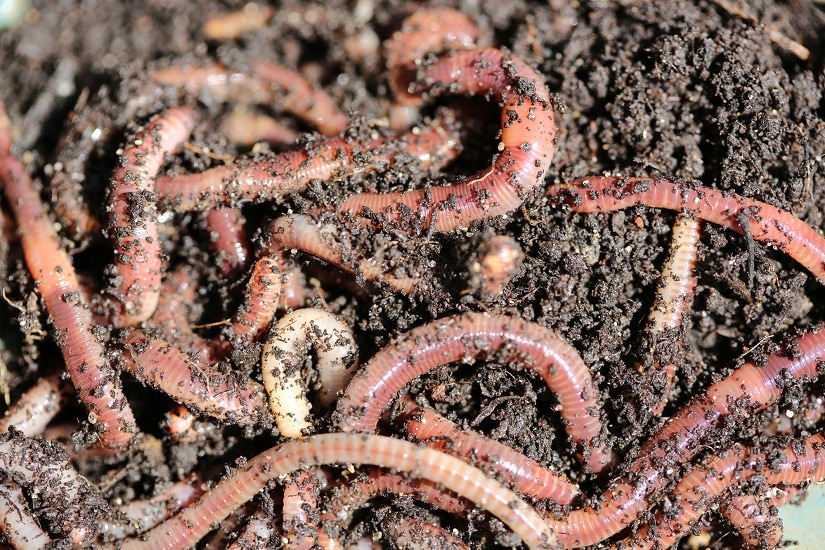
0,0,824,548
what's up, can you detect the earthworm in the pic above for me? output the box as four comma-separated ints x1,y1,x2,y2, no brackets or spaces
0,373,69,437
380,513,472,550
397,395,580,504
0,432,105,544
223,107,298,146
152,61,346,136
385,8,480,106
205,208,253,279
550,176,825,284
261,308,357,438
335,312,614,473
120,433,559,550
265,214,419,293
721,489,792,548
340,47,556,233
104,106,196,326
147,265,216,362
118,331,271,428
226,508,277,550
467,233,524,297
281,470,321,549
639,214,701,414
98,473,203,540
621,434,825,548
0,108,137,448
154,119,461,212
0,478,52,549
320,468,471,535
538,326,825,547
202,4,275,40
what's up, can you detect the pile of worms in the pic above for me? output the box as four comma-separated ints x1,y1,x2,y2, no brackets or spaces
0,4,823,549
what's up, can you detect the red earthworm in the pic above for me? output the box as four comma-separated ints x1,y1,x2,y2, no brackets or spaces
385,8,480,106
225,508,278,550
0,373,70,437
154,119,461,212
282,470,321,549
620,434,825,549
380,513,472,550
721,489,794,548
202,4,275,41
265,214,419,293
0,478,52,549
152,61,346,136
0,106,137,448
147,265,216,362
223,107,299,146
537,327,825,547
397,395,580,504
320,468,471,534
467,233,524,297
165,405,198,442
98,473,204,540
261,308,357,438
104,106,196,327
120,433,559,550
640,214,702,414
339,47,556,233
118,331,271,428
0,433,105,544
205,207,253,279
550,176,825,284
335,312,614,474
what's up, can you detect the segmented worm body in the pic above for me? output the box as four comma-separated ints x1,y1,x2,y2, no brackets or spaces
398,395,580,504
0,112,137,448
121,433,560,550
340,47,556,232
0,478,52,549
261,308,357,438
551,176,825,284
0,373,68,437
154,120,461,211
335,312,614,473
105,107,196,326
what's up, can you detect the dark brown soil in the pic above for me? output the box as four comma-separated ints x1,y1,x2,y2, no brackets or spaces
0,0,824,548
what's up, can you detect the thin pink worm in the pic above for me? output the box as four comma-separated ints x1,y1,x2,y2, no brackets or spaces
0,108,137,448
0,433,104,543
120,433,559,550
152,62,347,136
0,373,69,437
642,214,702,414
265,214,419,293
105,107,196,326
340,47,557,232
147,265,217,362
205,207,253,279
723,486,799,548
550,176,825,284
385,8,480,106
118,331,271,428
154,120,461,211
282,470,321,550
381,513,472,550
398,395,580,504
538,326,825,547
0,478,52,549
98,474,204,540
320,468,471,532
335,312,615,474
619,434,825,549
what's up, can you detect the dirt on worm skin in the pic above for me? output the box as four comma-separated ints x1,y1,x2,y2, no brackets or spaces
0,0,824,548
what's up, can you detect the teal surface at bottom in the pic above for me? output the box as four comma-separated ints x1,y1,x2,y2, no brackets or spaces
781,482,825,548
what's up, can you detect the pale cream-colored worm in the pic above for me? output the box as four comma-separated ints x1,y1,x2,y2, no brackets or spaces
261,308,357,438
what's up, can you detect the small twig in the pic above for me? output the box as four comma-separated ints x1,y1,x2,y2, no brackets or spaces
710,0,810,60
